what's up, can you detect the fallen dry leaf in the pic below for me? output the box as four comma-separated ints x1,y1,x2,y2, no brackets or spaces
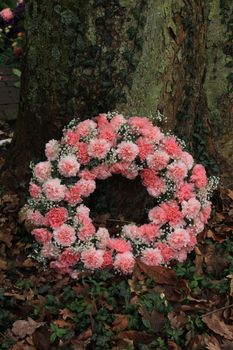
12,317,45,339
116,331,153,346
139,306,165,333
167,340,183,349
137,260,178,285
0,257,7,270
112,314,129,332
32,326,51,350
204,335,221,350
202,313,233,340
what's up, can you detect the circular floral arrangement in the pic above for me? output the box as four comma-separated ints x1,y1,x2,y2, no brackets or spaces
26,112,218,277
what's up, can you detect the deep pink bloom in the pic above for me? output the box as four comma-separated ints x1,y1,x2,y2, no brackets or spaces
136,137,154,160
163,137,182,157
191,164,207,188
29,182,41,199
117,141,139,162
177,182,195,201
46,207,68,228
147,151,169,171
32,228,52,245
107,238,132,253
76,142,90,165
0,8,13,21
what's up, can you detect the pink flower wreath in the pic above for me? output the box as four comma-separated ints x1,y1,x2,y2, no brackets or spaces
26,112,218,278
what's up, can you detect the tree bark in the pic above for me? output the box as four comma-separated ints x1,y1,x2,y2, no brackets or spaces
2,0,233,188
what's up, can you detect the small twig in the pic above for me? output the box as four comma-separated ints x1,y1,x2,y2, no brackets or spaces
202,303,233,317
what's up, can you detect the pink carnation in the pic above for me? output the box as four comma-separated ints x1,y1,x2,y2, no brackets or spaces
81,248,104,269
58,155,80,177
59,249,80,266
27,210,48,226
107,238,132,253
167,229,190,250
175,249,188,262
79,169,96,180
117,141,139,162
182,198,201,219
88,138,111,159
96,228,110,249
180,151,194,170
141,169,166,197
141,248,163,266
46,207,68,228
76,204,90,217
43,178,66,202
138,224,160,242
53,224,76,246
95,113,108,126
32,228,52,245
45,139,59,161
199,201,212,224
76,179,96,197
136,137,154,161
34,161,51,183
0,8,13,21
98,126,117,145
163,137,182,157
147,151,169,171
63,130,79,146
76,142,90,165
191,164,207,188
167,161,188,184
122,224,139,239
110,114,126,129
41,243,59,259
161,201,183,227
128,116,153,130
141,125,163,142
193,217,204,233
91,164,112,179
156,242,174,263
75,119,97,138
110,161,129,175
78,222,96,240
177,182,195,201
65,184,82,205
50,261,71,275
29,182,41,199
113,252,135,274
101,251,113,268
149,206,167,225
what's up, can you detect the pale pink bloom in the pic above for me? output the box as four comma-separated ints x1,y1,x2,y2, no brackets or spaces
91,164,112,179
113,252,135,274
177,182,195,201
98,126,117,145
0,8,13,21
76,179,96,197
141,248,163,266
63,130,79,146
81,248,104,269
53,224,76,246
50,261,71,275
193,217,204,233
107,238,132,253
34,161,51,183
101,251,113,268
46,207,68,228
110,161,129,175
29,182,41,198
41,243,59,259
182,198,201,219
167,161,188,183
141,125,163,142
147,151,169,171
75,119,97,138
58,155,80,177
45,139,59,161
147,182,167,198
65,183,82,205
163,137,182,157
121,163,139,179
190,164,207,188
117,141,139,162
174,249,188,262
180,151,194,170
186,229,197,252
122,224,139,239
27,210,48,226
128,116,153,130
78,222,96,240
76,142,90,165
59,248,80,266
167,229,190,250
88,138,111,159
199,201,212,224
32,228,52,245
110,114,126,129
79,169,96,180
136,137,154,161
43,178,66,202
161,201,183,227
96,228,110,249
149,206,167,225
138,224,160,242
155,242,174,262
76,204,90,217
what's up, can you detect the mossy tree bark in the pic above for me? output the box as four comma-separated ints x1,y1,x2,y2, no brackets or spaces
2,0,233,189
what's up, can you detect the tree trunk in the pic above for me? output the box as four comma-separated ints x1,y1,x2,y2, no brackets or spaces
2,0,233,188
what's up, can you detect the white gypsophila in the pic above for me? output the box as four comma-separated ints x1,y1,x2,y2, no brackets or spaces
80,128,98,143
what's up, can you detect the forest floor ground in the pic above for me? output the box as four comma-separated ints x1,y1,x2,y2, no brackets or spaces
0,120,233,350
